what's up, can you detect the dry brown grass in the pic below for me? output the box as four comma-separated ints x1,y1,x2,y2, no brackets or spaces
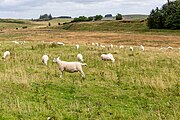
1,28,179,47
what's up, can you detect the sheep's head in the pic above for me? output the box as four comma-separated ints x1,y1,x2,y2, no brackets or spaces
53,57,60,63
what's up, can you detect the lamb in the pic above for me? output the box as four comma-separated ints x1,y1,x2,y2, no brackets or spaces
77,53,83,63
101,53,115,62
3,51,10,59
76,44,80,49
140,45,145,51
53,57,87,78
42,55,49,65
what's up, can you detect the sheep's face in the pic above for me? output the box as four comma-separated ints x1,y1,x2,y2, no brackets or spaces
53,57,60,63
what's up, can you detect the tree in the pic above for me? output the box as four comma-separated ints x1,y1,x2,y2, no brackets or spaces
87,16,94,21
94,15,103,21
147,0,180,29
116,13,122,20
49,14,52,20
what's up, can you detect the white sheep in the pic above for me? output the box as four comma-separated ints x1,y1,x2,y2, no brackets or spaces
119,45,124,49
12,41,19,44
129,46,134,51
92,43,95,46
110,44,113,48
76,44,80,49
53,57,87,78
42,55,49,65
57,42,65,46
140,45,145,51
77,54,83,63
167,46,173,50
95,43,99,46
101,53,115,62
3,51,10,59
100,45,106,48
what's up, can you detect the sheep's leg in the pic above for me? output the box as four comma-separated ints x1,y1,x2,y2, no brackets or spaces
59,71,63,78
80,70,85,79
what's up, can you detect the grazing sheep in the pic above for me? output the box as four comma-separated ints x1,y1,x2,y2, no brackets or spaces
53,57,87,78
129,46,134,51
76,44,80,49
110,44,113,48
100,45,106,48
167,46,173,50
12,41,19,44
57,42,65,46
42,55,49,65
95,43,99,46
160,47,164,50
77,53,83,62
92,42,95,46
140,45,145,51
119,45,124,49
3,51,10,59
101,53,115,62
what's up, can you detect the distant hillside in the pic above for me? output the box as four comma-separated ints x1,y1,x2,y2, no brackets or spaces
123,14,148,20
57,20,148,33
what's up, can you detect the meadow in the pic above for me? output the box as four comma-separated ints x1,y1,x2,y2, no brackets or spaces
0,19,179,119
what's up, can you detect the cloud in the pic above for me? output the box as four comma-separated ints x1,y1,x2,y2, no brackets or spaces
0,0,168,18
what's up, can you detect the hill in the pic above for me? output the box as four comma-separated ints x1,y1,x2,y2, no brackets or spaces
56,20,180,36
123,14,148,20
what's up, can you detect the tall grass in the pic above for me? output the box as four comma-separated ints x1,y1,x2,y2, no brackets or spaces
0,42,179,119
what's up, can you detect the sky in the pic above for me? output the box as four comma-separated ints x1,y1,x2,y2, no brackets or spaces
0,0,168,19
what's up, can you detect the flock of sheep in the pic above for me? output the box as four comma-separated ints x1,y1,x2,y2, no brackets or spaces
2,41,179,79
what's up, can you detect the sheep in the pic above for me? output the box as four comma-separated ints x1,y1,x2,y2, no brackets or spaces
129,46,134,51
76,44,80,49
53,57,87,78
12,41,19,44
119,45,124,49
140,45,145,51
57,42,65,46
101,53,115,62
42,55,49,65
167,46,173,50
110,44,113,48
3,51,10,59
77,53,83,63
95,43,99,46
100,45,106,48
92,42,95,46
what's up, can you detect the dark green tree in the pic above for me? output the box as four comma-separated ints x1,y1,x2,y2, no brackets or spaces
116,13,122,20
94,15,103,21
87,16,94,21
147,0,180,29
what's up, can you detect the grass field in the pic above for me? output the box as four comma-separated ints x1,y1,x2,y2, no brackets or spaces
0,19,179,119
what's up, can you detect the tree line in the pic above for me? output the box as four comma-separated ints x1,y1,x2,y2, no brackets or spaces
147,0,180,29
71,13,122,22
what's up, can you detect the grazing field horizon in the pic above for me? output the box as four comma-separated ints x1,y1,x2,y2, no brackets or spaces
0,18,179,119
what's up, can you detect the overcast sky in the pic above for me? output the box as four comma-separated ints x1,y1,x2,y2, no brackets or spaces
0,0,168,19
